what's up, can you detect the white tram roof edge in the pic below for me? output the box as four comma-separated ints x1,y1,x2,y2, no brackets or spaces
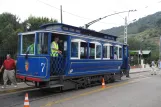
18,30,124,45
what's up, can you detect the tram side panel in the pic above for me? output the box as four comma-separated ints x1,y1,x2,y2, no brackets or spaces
60,59,122,90
16,56,50,82
67,60,122,76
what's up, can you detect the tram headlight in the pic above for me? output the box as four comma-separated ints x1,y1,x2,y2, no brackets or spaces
69,69,73,73
118,66,120,69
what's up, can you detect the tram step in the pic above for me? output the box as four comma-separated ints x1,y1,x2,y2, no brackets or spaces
49,80,62,85
49,84,64,88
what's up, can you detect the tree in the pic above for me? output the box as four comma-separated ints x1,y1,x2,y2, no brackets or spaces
0,12,22,47
156,18,161,28
128,37,141,50
23,16,58,31
0,12,58,58
138,25,149,33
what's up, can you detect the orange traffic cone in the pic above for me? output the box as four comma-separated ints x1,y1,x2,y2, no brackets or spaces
102,78,105,88
24,93,30,107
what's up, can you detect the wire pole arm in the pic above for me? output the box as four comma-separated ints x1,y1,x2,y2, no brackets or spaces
85,10,136,29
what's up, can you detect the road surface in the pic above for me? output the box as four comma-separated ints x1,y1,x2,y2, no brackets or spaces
1,71,161,107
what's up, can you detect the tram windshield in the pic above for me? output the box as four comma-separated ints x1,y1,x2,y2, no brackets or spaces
21,33,35,54
21,32,49,55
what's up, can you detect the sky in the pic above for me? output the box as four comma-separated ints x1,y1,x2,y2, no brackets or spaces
0,0,161,31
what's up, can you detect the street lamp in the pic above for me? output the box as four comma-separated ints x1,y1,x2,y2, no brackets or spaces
26,23,31,31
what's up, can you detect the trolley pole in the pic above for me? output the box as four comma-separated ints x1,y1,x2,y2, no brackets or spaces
60,5,63,23
124,17,128,44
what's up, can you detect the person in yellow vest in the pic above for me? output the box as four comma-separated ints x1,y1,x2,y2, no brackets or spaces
51,36,62,57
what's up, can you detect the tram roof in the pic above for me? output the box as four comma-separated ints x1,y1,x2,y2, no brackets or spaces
40,23,117,41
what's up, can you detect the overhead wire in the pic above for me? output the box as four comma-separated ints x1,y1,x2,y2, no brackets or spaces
36,0,161,29
36,0,123,26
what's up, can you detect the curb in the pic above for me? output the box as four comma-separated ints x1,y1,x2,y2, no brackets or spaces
130,70,150,74
0,86,34,95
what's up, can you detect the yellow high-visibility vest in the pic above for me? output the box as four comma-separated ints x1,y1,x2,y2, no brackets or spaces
29,44,34,54
51,41,59,57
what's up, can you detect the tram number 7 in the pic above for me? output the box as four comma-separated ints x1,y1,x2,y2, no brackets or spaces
41,63,46,72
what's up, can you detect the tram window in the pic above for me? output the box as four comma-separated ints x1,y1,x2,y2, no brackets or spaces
110,46,113,59
80,42,87,59
119,47,122,59
114,46,119,59
103,45,110,59
103,46,107,58
37,33,48,54
22,34,35,54
71,42,79,58
64,41,67,51
89,43,95,59
96,45,102,59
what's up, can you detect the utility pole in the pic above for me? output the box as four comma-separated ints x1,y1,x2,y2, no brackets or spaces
60,5,63,23
124,10,137,45
159,36,161,60
124,17,128,44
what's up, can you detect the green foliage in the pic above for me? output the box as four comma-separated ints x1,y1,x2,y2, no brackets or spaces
138,25,149,33
23,16,57,30
101,11,161,62
101,11,161,36
156,18,161,28
0,13,22,51
0,12,58,57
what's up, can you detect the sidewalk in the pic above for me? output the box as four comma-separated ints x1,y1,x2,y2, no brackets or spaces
0,68,151,95
0,82,33,95
130,68,151,74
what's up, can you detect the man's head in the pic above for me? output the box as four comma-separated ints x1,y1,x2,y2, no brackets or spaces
6,54,11,60
54,36,59,42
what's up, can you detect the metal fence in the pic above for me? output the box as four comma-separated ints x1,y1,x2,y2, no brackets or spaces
50,53,66,76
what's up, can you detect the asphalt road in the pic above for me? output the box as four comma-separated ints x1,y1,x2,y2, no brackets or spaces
1,71,161,107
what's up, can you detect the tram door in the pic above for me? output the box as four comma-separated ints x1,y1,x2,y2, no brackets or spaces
50,33,68,76
123,45,129,71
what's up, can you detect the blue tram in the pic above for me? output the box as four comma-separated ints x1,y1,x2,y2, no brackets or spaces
16,23,130,89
